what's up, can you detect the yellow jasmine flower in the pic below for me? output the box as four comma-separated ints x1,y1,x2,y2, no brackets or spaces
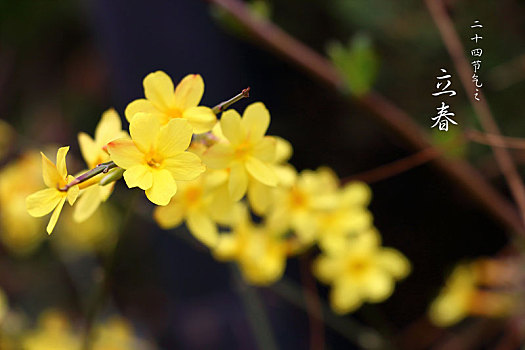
125,71,217,133
429,261,514,327
22,310,81,350
153,173,237,247
314,229,411,314
203,102,278,201
0,152,45,254
92,317,149,350
107,113,205,205
26,147,80,234
75,108,129,222
213,207,288,285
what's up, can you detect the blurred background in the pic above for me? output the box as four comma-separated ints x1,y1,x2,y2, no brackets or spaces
1,0,525,348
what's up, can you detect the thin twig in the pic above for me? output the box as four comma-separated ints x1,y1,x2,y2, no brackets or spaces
466,129,525,150
299,254,325,350
203,0,524,235
212,87,251,114
343,147,441,184
424,0,525,230
60,161,117,192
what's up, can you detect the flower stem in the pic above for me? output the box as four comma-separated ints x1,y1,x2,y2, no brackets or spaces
212,87,250,114
59,161,118,192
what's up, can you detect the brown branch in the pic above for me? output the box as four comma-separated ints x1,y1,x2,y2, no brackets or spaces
466,130,525,150
424,0,525,230
204,0,524,235
343,147,441,184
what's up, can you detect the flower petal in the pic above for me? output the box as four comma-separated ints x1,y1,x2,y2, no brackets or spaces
56,146,69,179
229,162,248,201
145,169,177,205
95,108,126,146
331,279,362,314
173,74,204,110
186,210,219,247
241,102,270,142
130,113,161,153
41,152,62,188
47,197,66,234
362,270,395,303
143,71,175,111
248,181,272,215
183,106,217,134
156,118,193,158
78,132,99,168
275,137,293,163
245,157,277,186
153,201,184,229
220,109,245,145
107,139,143,169
73,185,103,223
378,248,411,279
66,183,80,205
26,188,62,217
123,165,153,190
202,142,234,169
252,136,277,163
125,98,158,122
163,152,205,181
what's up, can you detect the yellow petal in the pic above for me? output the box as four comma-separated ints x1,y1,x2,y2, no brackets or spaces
153,201,184,229
143,71,175,111
41,152,62,188
145,169,177,205
245,157,277,186
341,182,372,206
123,165,153,190
26,188,62,217
186,211,219,247
331,279,362,314
241,102,270,142
73,185,103,223
56,146,69,179
220,109,245,145
173,74,204,110
362,270,395,303
130,113,161,153
125,98,157,122
78,132,99,168
46,197,66,234
67,183,80,205
275,137,293,163
157,118,193,158
229,162,248,201
252,136,277,163
107,139,143,169
247,181,272,215
163,152,206,181
183,106,217,134
213,234,238,261
202,142,234,169
313,256,342,283
378,248,411,279
95,108,125,145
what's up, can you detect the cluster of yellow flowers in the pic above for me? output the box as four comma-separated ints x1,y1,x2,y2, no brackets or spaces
0,291,154,350
20,71,410,314
429,258,517,327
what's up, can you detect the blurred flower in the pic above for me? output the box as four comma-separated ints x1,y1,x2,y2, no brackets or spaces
0,151,45,255
429,259,515,327
26,147,80,234
213,207,288,285
125,71,216,133
203,102,278,201
0,119,15,160
74,109,128,223
92,316,154,350
314,229,410,314
108,114,205,205
21,310,80,350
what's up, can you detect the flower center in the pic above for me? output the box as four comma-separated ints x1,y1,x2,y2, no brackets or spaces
184,186,202,206
234,141,252,160
347,257,371,278
290,188,307,208
145,153,162,168
169,108,183,119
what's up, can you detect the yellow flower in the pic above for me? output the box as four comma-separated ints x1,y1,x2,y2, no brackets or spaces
429,260,514,327
0,152,45,254
125,71,217,133
153,172,237,247
314,229,410,314
107,113,205,205
75,108,129,223
22,310,80,350
213,207,288,285
26,147,80,234
92,317,140,350
203,102,278,201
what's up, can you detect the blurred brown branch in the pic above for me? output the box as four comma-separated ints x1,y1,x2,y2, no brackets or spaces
466,130,525,150
204,0,524,235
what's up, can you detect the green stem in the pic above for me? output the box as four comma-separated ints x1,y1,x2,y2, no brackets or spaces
59,161,118,192
212,87,250,114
